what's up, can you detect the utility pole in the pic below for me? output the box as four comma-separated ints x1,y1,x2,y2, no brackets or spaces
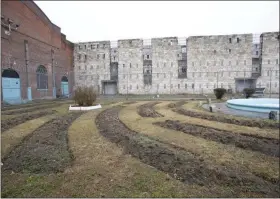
269,69,272,98
126,70,129,100
169,71,171,94
216,71,219,88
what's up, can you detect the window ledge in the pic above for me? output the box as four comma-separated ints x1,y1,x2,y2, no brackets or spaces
37,89,49,91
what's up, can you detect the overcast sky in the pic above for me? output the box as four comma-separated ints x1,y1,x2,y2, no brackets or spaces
35,1,279,43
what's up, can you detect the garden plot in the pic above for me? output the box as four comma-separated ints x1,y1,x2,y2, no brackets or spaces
175,106,279,129
2,112,83,174
97,106,279,197
137,102,163,117
1,110,57,132
120,102,279,185
1,100,279,198
154,120,279,157
2,103,66,115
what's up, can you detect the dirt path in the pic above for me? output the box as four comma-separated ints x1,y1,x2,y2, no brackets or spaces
175,108,279,129
96,106,279,197
2,112,83,174
1,110,57,132
137,102,163,117
154,120,279,157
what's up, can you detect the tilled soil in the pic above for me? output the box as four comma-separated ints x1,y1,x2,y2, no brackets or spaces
168,101,186,108
1,110,57,132
1,101,56,111
174,108,279,129
2,103,64,115
154,120,279,157
2,112,83,174
122,101,137,105
2,103,63,115
96,107,279,197
137,102,163,117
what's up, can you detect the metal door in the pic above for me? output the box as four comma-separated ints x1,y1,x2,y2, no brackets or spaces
61,81,69,96
2,77,21,104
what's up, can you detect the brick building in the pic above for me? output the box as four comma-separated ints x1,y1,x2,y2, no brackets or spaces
1,0,74,104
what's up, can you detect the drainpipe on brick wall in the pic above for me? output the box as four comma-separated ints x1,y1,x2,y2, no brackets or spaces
51,49,56,98
24,40,32,101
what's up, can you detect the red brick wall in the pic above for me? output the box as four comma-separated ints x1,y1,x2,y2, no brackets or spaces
1,0,73,100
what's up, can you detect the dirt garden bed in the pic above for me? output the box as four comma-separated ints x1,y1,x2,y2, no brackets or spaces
174,108,279,129
2,112,83,174
154,120,279,157
137,102,163,117
96,107,279,197
122,101,137,105
2,103,65,115
168,101,187,108
1,110,57,132
1,99,71,111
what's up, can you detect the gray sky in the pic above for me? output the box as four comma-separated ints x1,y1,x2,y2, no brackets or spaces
35,1,279,43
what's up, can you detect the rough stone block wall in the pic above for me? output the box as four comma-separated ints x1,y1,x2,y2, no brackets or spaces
73,41,111,94
150,37,180,94
186,34,253,93
257,32,280,94
117,39,144,94
72,33,279,95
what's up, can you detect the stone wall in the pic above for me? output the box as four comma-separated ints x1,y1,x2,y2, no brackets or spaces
73,32,279,95
117,39,144,94
73,41,111,94
256,32,280,94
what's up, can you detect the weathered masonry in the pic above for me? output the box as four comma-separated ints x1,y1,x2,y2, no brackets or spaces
74,32,279,95
1,1,74,104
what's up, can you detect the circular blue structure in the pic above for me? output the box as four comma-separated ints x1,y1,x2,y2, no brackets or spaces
226,98,280,113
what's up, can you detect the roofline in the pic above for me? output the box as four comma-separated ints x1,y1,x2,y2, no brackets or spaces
25,1,61,33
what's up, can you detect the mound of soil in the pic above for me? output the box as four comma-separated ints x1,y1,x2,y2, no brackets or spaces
138,102,163,117
168,101,186,109
154,120,279,157
175,108,279,129
1,110,57,132
2,103,63,115
96,107,279,197
122,101,137,105
2,112,83,174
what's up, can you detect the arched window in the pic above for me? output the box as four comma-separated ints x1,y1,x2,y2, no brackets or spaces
36,65,48,89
